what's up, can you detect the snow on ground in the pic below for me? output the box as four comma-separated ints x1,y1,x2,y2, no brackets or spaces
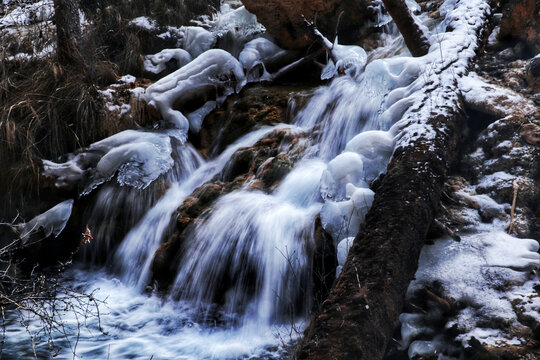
459,72,538,117
0,0,53,28
1,0,55,60
129,16,157,31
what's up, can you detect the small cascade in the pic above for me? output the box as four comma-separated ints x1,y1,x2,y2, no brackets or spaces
171,160,326,326
113,125,295,289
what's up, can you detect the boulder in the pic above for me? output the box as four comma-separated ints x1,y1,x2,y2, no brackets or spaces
241,0,377,49
197,85,310,156
499,0,540,54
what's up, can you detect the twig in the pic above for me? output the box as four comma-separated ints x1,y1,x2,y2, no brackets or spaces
508,179,520,234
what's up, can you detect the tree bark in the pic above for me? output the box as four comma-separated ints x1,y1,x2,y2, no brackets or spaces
54,0,82,65
382,0,430,57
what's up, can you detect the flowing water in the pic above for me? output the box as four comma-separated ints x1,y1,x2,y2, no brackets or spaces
2,5,422,359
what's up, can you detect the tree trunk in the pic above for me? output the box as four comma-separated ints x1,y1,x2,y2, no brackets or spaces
382,0,430,57
54,0,82,65
294,0,494,358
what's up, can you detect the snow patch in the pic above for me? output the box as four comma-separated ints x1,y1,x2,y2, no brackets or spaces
129,16,157,31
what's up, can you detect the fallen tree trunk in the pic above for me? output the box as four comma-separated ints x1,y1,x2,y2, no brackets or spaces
294,110,464,360
294,1,494,359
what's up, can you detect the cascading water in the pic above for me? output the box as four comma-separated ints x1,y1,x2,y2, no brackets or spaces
3,2,431,359
170,160,326,327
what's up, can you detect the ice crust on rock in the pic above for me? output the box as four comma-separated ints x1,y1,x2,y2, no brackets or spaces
321,40,368,80
144,48,193,74
239,38,287,82
320,189,374,243
179,26,216,58
320,152,365,201
194,5,265,41
345,130,394,183
144,49,246,133
16,200,74,244
335,236,355,276
43,130,175,195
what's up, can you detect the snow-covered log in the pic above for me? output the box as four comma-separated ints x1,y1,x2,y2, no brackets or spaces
294,1,495,359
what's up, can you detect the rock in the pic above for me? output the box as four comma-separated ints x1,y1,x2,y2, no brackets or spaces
465,116,540,180
526,56,540,92
241,0,377,49
311,216,337,313
221,149,256,182
498,0,540,54
521,123,540,145
151,240,181,288
196,85,311,156
257,153,294,188
498,48,516,61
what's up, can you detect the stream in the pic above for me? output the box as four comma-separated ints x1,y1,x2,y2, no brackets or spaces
3,2,425,359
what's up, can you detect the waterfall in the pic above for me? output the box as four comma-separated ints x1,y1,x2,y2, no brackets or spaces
3,3,422,359
170,160,326,326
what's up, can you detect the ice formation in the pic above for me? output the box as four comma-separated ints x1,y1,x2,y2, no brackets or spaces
320,152,366,201
143,49,246,133
16,199,74,244
42,130,175,194
194,5,265,41
335,236,355,275
345,130,394,183
144,48,193,74
178,26,216,58
321,40,368,80
239,37,287,82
